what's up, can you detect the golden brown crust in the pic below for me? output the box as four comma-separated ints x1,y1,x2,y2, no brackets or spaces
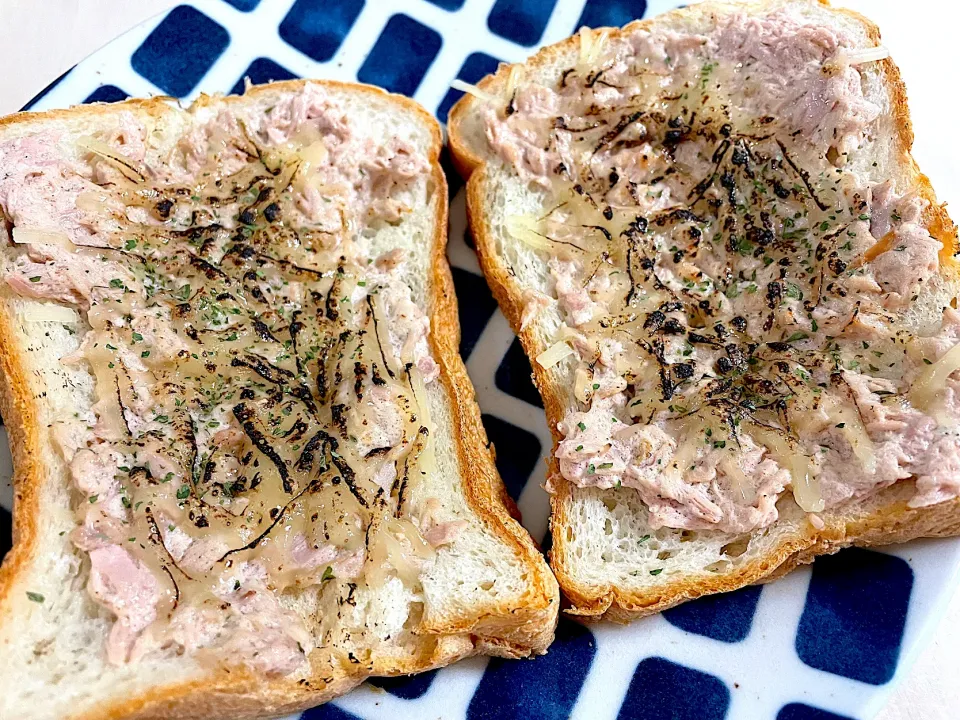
74,638,478,720
424,163,558,642
0,304,43,613
0,78,557,719
449,1,960,623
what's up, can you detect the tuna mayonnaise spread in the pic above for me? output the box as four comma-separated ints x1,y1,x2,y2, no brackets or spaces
481,9,960,534
0,85,459,674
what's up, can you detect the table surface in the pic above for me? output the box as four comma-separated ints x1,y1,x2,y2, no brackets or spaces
1,1,957,718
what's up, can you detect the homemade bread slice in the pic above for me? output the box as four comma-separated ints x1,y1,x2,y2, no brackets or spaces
449,0,960,621
0,80,557,719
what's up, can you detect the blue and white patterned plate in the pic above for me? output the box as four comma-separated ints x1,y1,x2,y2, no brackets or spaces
4,1,960,718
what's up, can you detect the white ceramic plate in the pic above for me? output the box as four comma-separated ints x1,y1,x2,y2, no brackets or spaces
6,1,960,718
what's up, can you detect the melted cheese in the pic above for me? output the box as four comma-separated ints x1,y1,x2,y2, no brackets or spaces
824,397,877,473
750,426,823,513
506,215,557,253
911,343,960,419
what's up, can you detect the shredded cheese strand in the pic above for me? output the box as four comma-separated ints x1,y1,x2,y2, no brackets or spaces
536,340,575,369
450,79,497,104
842,46,890,65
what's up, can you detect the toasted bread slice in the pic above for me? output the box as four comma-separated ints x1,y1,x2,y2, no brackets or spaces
449,0,960,621
0,80,557,719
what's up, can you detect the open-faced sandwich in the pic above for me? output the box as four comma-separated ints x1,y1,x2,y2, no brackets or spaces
0,80,558,719
449,0,960,620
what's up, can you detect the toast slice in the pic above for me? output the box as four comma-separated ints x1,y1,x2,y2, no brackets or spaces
449,0,960,621
0,80,557,719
